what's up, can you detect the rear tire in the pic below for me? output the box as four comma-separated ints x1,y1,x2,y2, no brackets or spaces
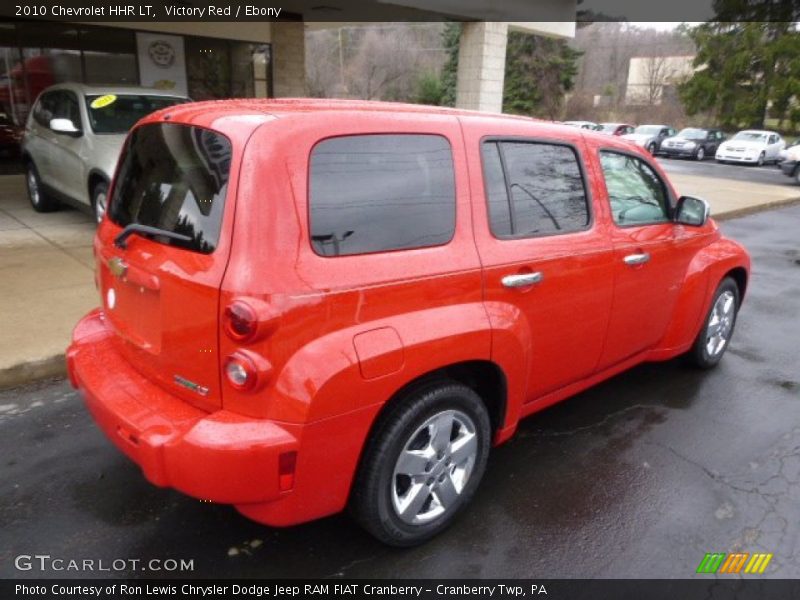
688,277,740,369
350,381,491,546
25,162,59,213
647,142,656,154
795,166,800,185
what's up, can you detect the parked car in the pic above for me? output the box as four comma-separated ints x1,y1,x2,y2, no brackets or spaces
67,100,750,546
622,124,677,154
778,140,800,184
661,128,725,161
777,139,799,163
715,130,785,166
598,122,635,136
0,111,23,157
563,120,601,130
21,83,189,222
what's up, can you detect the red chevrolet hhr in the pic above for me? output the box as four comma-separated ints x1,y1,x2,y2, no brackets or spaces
67,99,750,546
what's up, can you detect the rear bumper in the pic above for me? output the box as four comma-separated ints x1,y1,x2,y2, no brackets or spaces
67,309,299,506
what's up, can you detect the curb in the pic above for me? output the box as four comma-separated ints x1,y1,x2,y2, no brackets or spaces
1,196,799,391
713,195,800,221
0,355,67,391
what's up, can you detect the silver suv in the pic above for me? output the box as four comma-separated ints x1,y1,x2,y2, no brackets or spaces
22,83,189,222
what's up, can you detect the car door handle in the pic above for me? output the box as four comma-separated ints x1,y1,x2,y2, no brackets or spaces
623,253,650,266
502,272,543,288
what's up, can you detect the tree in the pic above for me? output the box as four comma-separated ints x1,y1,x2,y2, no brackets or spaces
503,31,582,119
439,22,461,107
679,2,800,129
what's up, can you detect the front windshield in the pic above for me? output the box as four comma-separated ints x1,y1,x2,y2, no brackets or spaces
599,124,619,132
733,132,768,142
677,128,707,140
634,125,661,135
85,94,188,134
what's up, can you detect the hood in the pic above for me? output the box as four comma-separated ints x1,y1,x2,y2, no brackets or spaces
622,133,651,143
720,139,767,150
664,136,702,144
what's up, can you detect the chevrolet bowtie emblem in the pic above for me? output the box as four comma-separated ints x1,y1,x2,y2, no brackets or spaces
108,256,128,278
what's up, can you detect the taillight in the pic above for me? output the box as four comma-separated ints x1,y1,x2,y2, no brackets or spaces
224,301,258,342
224,352,258,391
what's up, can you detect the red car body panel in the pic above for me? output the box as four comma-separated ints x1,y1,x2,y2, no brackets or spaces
67,100,750,527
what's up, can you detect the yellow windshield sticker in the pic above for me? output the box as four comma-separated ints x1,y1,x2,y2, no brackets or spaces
90,94,117,109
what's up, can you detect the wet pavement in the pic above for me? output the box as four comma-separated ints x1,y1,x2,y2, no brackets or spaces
1,206,799,579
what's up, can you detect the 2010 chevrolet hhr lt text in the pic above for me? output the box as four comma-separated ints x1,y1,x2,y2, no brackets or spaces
67,99,751,546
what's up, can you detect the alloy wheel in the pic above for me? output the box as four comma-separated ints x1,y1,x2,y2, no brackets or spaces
27,170,40,206
94,191,107,223
705,290,736,357
391,409,477,525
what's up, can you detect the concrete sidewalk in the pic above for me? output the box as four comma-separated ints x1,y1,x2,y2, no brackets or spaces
1,172,799,388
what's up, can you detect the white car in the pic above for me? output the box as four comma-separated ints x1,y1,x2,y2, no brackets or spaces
715,130,785,166
563,120,600,130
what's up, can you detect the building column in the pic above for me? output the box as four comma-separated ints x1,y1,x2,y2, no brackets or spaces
455,22,509,113
272,22,307,97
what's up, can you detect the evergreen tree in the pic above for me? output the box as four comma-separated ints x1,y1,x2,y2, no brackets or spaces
503,31,582,119
679,1,800,129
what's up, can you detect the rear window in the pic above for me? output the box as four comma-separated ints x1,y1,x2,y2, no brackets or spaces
109,123,231,254
309,134,456,257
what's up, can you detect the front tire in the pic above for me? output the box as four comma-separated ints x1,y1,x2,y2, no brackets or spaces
91,181,109,224
25,162,59,213
795,166,800,185
757,152,765,166
688,277,740,369
350,381,491,546
695,146,706,161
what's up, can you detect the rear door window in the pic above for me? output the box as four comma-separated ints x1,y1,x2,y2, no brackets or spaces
309,134,456,257
480,141,590,238
109,123,232,254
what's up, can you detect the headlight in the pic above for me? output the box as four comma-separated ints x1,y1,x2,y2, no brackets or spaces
685,142,696,149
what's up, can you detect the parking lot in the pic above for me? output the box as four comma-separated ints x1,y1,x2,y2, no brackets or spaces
1,204,798,579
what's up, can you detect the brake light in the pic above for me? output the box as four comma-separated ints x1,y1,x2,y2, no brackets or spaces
224,301,258,342
224,352,257,391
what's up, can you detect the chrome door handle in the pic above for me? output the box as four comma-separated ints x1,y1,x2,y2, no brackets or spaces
502,272,543,288
624,253,650,266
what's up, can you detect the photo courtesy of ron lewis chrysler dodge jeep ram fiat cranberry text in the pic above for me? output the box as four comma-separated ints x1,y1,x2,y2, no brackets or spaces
66,99,750,546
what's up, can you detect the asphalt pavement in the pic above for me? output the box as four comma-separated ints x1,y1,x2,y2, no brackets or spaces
1,205,799,580
657,155,794,187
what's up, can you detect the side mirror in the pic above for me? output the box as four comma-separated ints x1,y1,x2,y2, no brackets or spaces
49,118,80,136
675,195,710,227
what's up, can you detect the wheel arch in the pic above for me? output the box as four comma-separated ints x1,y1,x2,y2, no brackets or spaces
87,169,110,199
368,360,508,439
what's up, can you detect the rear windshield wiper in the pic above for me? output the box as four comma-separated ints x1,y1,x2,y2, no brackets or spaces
114,223,193,250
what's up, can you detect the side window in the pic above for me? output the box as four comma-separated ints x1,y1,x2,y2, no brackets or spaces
599,151,670,226
33,92,59,127
309,134,456,257
768,134,778,144
55,92,82,129
480,141,590,238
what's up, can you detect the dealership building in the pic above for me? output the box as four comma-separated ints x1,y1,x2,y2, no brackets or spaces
0,1,575,126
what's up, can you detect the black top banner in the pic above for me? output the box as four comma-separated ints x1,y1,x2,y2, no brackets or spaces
0,0,798,23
